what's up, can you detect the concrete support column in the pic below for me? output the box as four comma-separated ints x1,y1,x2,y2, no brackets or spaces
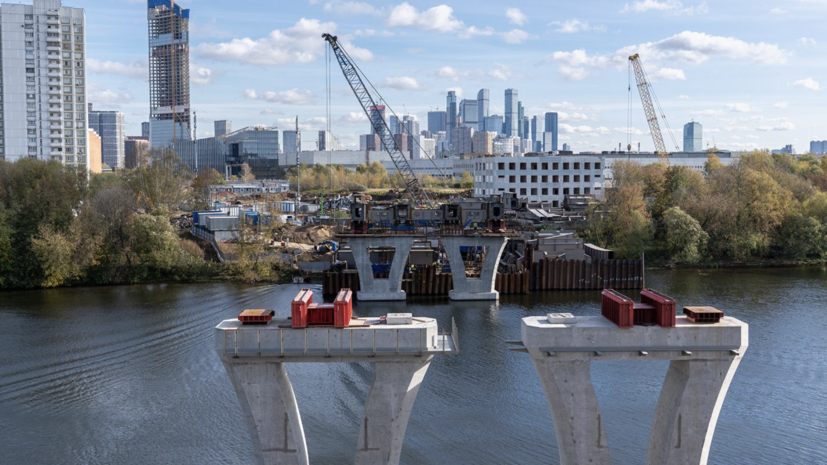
647,356,743,465
355,358,433,465
221,360,308,465
349,236,415,301
530,357,612,465
442,236,508,301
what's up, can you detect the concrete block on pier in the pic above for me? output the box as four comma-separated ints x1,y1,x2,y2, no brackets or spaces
442,235,508,301
348,236,415,301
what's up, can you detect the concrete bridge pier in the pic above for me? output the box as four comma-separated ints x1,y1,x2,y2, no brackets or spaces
647,356,744,465
348,236,415,301
529,358,611,465
355,358,434,465
441,236,508,301
220,360,308,465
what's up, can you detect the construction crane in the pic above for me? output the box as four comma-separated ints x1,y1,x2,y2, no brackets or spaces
628,53,679,166
322,33,433,208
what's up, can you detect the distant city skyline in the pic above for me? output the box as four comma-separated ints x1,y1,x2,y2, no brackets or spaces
78,0,827,153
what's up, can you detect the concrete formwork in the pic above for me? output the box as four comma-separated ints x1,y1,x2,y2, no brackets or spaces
441,236,508,301
347,236,415,301
216,317,457,465
518,315,748,465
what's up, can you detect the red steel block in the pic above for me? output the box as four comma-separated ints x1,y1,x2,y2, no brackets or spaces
683,306,724,324
307,303,335,326
334,289,353,328
291,289,313,328
601,289,634,328
239,309,275,324
633,303,656,326
641,289,677,328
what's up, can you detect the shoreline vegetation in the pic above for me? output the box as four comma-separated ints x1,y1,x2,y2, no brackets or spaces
3,150,827,291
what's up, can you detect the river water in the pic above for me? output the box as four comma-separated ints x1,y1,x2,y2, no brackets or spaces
1,268,826,464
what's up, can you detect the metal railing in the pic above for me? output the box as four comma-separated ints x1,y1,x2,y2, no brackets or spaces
191,226,226,263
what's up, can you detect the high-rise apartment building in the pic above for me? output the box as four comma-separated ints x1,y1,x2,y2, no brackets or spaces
531,115,543,152
388,114,399,134
88,110,124,169
446,91,458,143
141,121,150,138
683,122,702,152
517,102,525,139
810,140,827,155
452,126,474,156
88,129,101,173
402,114,419,136
504,89,518,138
282,130,299,154
521,117,529,144
477,89,489,127
125,136,149,169
472,130,494,155
544,112,559,152
427,111,446,134
0,0,88,168
460,99,478,130
148,0,191,149
214,120,231,137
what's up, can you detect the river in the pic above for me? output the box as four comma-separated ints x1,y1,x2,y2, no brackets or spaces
1,267,825,464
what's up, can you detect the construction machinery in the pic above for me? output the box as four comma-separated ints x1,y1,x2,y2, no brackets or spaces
322,33,433,208
628,53,679,166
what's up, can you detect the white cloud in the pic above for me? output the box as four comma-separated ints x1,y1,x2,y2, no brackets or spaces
616,127,648,135
244,88,316,105
550,19,605,34
435,64,521,82
338,111,368,124
354,29,394,37
190,63,215,85
436,66,462,81
558,66,590,81
621,0,708,15
560,124,609,135
770,7,787,14
677,94,691,99
88,85,132,107
505,8,527,26
773,101,788,109
500,29,530,44
648,67,686,80
726,103,754,112
558,112,590,122
756,122,795,131
446,87,464,99
277,117,328,132
798,37,817,45
88,58,147,80
690,109,725,116
198,18,373,66
459,26,496,39
407,47,425,54
387,3,463,33
323,0,381,15
793,78,821,90
383,76,420,90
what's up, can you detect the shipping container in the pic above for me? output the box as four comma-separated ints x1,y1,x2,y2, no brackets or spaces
193,211,222,225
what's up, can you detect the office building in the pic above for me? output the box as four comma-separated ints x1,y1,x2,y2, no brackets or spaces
283,130,299,154
505,89,518,138
214,120,231,137
452,126,474,156
427,111,446,134
683,121,703,152
772,144,794,155
412,135,436,160
484,115,503,134
531,116,543,152
460,99,478,130
318,130,340,151
88,110,125,169
402,114,419,136
472,131,494,155
446,91,458,143
521,117,530,145
148,0,191,149
0,0,88,168
125,136,149,169
393,133,409,156
388,114,400,134
88,129,101,173
517,101,525,139
477,89,489,127
809,140,826,155
544,113,559,152
369,105,385,134
141,122,150,138
562,143,571,152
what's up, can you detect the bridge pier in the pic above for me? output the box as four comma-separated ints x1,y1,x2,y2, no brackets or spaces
518,315,748,465
348,236,415,301
216,316,457,465
442,236,508,301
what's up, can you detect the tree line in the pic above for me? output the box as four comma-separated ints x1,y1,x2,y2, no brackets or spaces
583,152,827,265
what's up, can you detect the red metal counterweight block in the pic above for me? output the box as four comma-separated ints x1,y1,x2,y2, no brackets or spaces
239,309,275,324
640,289,677,328
683,306,724,323
601,289,634,328
291,289,354,328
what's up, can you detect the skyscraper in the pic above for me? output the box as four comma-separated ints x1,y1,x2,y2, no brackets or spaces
141,122,150,138
427,111,446,133
504,89,518,138
460,99,478,130
283,130,299,154
446,91,458,143
369,105,386,134
517,102,525,139
477,89,489,126
544,112,559,152
521,117,529,144
531,115,543,152
683,122,702,152
402,115,419,137
0,0,88,168
389,115,400,134
484,115,503,134
148,0,191,149
214,120,231,137
472,131,494,155
88,110,125,169
810,140,827,155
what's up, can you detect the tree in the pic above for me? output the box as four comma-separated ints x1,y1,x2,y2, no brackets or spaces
704,153,724,175
192,166,224,211
459,171,474,189
123,149,191,213
240,163,255,182
662,207,708,264
776,212,824,259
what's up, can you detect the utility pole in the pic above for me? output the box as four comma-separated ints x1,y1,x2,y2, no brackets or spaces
295,116,301,222
193,111,198,172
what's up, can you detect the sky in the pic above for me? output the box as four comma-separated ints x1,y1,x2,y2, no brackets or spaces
78,0,827,153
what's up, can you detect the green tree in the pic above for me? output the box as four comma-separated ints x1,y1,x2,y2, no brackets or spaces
662,207,708,264
123,149,191,213
459,171,474,189
776,212,824,259
192,166,224,211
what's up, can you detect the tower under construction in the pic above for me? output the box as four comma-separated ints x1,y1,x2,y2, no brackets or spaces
147,0,190,149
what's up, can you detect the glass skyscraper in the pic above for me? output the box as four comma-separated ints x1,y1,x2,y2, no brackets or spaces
504,89,518,138
683,122,702,152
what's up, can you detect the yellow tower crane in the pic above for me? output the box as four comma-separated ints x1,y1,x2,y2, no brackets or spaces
628,53,680,166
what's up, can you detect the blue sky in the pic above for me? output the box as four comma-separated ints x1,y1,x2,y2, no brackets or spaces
80,0,826,152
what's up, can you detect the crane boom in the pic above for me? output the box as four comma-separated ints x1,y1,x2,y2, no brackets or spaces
629,53,671,165
322,33,432,207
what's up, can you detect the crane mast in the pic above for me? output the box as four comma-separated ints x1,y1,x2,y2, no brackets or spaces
629,53,673,166
322,33,432,207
